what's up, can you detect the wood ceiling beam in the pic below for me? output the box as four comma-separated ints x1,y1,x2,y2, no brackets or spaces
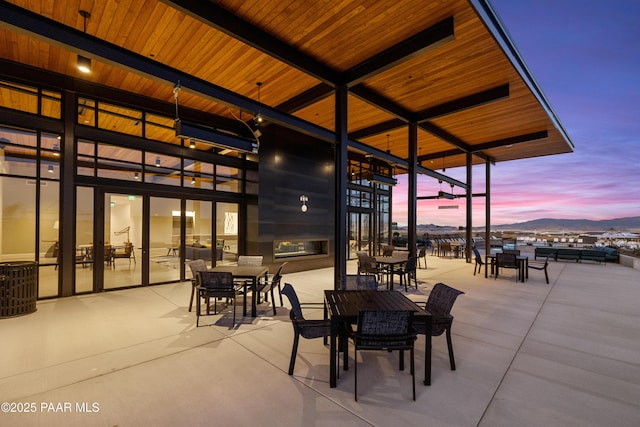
418,149,465,163
472,131,548,151
419,122,491,163
337,17,454,87
349,85,510,140
0,2,337,144
349,85,413,122
276,83,334,113
413,84,510,122
419,122,473,152
159,0,338,85
349,119,406,140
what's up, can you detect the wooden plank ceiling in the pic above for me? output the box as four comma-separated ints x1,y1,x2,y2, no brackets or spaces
0,0,573,172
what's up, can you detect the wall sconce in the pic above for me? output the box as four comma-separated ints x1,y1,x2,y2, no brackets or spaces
47,164,54,173
134,172,140,180
155,156,161,167
299,195,308,213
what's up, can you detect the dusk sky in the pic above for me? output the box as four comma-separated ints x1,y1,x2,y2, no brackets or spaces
393,0,640,227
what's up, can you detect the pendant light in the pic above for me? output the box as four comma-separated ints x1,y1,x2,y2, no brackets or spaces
77,11,91,73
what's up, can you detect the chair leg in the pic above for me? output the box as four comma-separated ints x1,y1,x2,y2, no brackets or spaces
232,297,236,326
270,287,277,315
354,347,358,401
411,346,416,401
544,267,549,284
196,292,201,327
278,284,284,306
445,327,456,370
288,332,300,375
189,284,195,312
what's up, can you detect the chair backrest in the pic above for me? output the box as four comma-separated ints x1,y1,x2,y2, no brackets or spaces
343,274,378,290
425,283,464,333
356,251,377,270
281,283,304,321
404,256,417,272
502,249,520,256
238,255,263,266
270,262,288,286
187,259,208,283
472,246,483,264
496,252,517,267
119,242,133,255
199,271,235,291
382,245,394,256
357,310,413,337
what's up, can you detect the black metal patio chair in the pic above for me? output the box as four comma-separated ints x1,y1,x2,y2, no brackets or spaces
412,282,464,371
349,310,417,401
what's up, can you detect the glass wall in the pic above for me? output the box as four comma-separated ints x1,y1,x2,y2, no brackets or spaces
75,187,94,293
0,126,61,297
104,193,142,289
1,77,254,298
216,202,239,263
149,197,181,283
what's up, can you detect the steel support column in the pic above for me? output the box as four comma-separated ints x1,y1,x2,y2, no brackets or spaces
60,91,76,296
465,152,473,261
485,160,491,256
408,123,418,257
334,87,348,289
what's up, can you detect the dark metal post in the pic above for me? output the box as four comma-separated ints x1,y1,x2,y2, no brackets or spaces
466,152,472,261
485,159,491,256
334,87,348,289
408,123,418,257
60,91,76,297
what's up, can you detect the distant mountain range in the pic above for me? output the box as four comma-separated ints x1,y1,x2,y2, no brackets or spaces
488,217,640,232
409,217,640,233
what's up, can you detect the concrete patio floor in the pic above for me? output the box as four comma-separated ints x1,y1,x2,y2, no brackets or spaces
1,249,639,426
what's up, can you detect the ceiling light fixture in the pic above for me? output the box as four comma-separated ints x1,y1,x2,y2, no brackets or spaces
77,11,91,73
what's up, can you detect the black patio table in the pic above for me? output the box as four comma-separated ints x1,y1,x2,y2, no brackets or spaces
324,290,432,388
375,255,408,290
209,265,268,317
485,254,529,282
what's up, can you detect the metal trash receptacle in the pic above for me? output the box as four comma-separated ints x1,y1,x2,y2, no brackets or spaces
0,261,38,318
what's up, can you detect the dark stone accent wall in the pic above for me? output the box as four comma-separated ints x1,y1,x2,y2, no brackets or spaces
258,125,335,273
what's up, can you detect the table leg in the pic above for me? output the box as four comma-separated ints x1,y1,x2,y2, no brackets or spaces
424,316,432,386
330,319,338,388
242,282,248,317
251,277,257,317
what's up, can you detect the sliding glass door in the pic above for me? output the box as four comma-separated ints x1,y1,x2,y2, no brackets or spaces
149,197,182,283
104,192,142,289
